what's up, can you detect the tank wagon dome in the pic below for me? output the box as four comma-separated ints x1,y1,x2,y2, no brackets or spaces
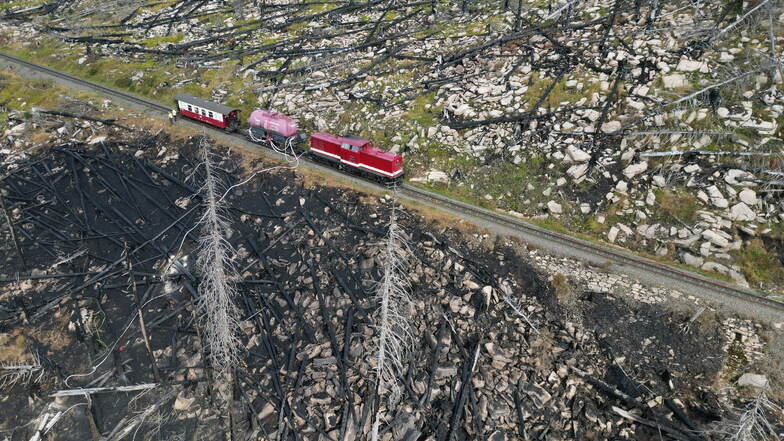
174,93,238,115
248,109,298,138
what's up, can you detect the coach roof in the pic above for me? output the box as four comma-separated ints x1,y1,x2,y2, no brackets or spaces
175,93,238,116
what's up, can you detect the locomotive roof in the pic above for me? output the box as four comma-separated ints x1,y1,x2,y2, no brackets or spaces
312,132,371,147
175,93,238,115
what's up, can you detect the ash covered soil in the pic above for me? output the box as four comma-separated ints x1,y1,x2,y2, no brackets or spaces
0,130,782,441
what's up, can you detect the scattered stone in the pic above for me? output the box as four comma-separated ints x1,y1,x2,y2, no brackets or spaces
706,185,728,208
702,230,729,248
174,391,196,410
701,261,729,275
608,226,619,243
737,373,769,389
676,59,705,72
547,201,563,215
601,120,622,133
738,189,757,205
623,162,648,179
681,252,704,267
663,74,688,89
567,163,588,180
566,145,591,162
729,202,755,221
410,169,449,184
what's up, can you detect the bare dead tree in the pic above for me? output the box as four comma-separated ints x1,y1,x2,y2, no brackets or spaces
712,389,783,441
195,137,242,378
0,350,47,390
370,197,415,441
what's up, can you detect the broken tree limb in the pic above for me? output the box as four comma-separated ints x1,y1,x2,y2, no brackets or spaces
0,195,27,270
125,245,161,383
640,150,780,158
444,338,481,441
572,367,703,441
49,383,157,397
612,406,698,441
32,108,132,131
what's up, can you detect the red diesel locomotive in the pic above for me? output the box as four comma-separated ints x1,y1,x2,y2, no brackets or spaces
174,94,404,182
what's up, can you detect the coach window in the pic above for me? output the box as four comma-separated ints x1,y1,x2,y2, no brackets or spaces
187,105,192,112
201,109,206,116
209,112,214,118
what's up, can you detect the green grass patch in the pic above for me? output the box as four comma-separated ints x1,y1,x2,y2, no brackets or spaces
731,238,784,287
406,92,437,127
142,34,184,48
654,189,700,224
0,74,63,111
0,0,45,12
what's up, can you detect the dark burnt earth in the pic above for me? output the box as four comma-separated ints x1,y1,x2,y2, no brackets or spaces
0,132,781,441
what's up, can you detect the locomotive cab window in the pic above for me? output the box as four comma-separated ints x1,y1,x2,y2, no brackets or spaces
350,145,360,152
341,143,351,150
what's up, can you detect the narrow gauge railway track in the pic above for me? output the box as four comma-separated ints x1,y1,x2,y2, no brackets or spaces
1,52,782,322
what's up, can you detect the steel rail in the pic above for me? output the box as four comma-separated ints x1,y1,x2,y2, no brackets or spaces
1,51,782,321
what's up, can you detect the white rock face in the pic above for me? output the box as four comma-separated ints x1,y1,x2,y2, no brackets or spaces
681,252,704,267
567,163,588,180
738,189,757,205
601,120,622,133
730,202,756,221
566,145,591,162
608,226,619,243
702,261,729,275
737,373,769,389
88,136,107,145
729,269,749,287
663,74,688,89
623,162,648,179
410,169,449,184
6,123,27,137
174,391,196,410
725,169,751,185
702,230,729,248
547,201,563,214
706,185,728,208
676,59,706,72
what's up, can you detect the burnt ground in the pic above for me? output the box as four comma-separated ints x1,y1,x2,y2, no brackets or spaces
0,131,781,441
